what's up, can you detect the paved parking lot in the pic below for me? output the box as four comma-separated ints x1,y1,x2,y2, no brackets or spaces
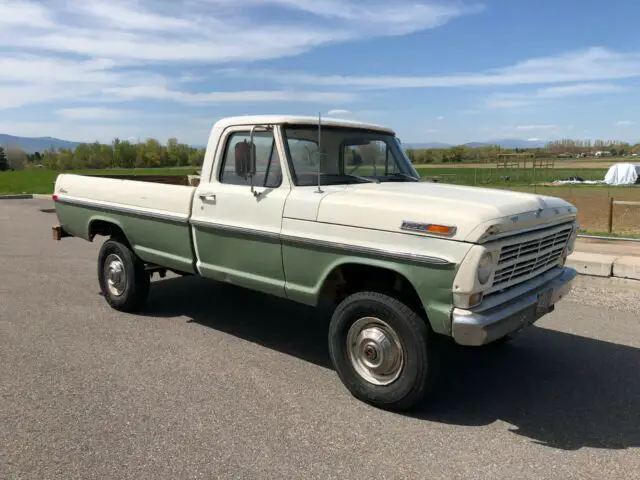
1,198,639,479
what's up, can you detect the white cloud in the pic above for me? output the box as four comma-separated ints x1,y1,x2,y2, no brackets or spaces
0,0,477,63
516,125,557,131
485,83,623,109
222,47,640,90
615,120,633,126
527,137,541,142
0,0,54,28
104,86,356,104
327,109,353,116
436,116,445,121
0,55,167,109
0,0,475,112
56,107,139,121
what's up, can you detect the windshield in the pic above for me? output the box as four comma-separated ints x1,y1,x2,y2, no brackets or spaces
281,125,420,186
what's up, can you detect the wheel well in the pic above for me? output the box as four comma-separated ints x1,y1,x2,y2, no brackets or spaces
319,263,425,315
89,220,130,246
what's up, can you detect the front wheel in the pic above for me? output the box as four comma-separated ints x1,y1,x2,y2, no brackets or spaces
97,238,150,312
328,291,440,412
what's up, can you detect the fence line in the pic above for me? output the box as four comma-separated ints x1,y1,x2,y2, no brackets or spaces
608,198,640,233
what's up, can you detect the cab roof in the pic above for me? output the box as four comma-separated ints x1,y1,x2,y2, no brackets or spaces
212,115,395,135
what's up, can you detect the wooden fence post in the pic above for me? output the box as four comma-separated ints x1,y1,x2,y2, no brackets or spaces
608,197,614,233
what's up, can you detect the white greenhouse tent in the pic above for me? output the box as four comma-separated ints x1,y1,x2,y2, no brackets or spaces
603,163,640,185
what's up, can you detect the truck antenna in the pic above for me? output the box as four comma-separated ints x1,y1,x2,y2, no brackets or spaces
315,112,324,193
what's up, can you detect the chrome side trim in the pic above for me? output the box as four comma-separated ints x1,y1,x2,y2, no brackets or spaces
56,196,188,224
59,195,453,266
280,233,453,266
190,218,452,265
189,219,280,241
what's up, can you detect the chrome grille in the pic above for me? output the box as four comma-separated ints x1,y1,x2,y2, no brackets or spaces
492,225,573,290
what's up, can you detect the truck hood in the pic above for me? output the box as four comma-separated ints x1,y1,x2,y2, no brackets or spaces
315,182,577,243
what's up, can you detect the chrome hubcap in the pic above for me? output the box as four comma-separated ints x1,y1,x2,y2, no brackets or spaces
346,317,404,386
105,254,126,297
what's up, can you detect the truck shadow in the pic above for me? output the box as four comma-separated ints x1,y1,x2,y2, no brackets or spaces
142,275,640,452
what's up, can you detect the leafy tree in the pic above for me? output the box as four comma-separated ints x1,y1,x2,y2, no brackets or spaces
0,146,7,171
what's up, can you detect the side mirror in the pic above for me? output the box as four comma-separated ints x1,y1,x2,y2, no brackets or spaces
234,140,255,178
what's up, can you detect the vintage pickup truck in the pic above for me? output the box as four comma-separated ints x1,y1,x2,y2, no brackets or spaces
51,115,578,411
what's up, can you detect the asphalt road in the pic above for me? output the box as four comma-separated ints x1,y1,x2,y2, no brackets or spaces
2,198,639,480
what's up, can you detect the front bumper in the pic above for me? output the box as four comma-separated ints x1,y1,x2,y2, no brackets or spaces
451,266,577,346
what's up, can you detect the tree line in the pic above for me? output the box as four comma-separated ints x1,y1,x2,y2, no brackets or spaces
404,138,639,164
2,136,638,172
4,138,206,171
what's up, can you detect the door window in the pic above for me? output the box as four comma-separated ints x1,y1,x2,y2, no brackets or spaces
219,131,282,188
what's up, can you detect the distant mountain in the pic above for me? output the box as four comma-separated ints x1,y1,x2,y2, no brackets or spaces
404,142,453,149
0,134,79,154
489,138,548,149
408,138,549,149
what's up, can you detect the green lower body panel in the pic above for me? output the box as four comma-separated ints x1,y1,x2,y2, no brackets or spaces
56,200,462,336
281,241,460,336
193,227,287,299
55,201,196,274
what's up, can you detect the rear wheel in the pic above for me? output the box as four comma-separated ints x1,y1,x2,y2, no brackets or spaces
328,291,440,411
97,238,150,312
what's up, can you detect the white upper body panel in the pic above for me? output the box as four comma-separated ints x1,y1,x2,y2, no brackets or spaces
284,182,576,244
55,173,196,219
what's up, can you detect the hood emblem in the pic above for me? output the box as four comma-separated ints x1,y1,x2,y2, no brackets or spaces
401,221,457,237
400,221,430,232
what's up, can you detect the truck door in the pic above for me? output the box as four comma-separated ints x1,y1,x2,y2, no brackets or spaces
190,124,290,298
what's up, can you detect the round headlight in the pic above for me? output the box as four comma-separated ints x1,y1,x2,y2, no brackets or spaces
477,252,493,285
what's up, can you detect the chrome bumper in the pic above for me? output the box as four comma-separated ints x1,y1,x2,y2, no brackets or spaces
451,267,577,346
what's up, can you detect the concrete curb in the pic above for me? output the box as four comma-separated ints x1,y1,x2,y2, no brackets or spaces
0,194,35,200
0,194,51,200
567,252,640,281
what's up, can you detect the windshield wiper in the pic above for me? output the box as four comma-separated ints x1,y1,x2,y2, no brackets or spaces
322,173,380,184
382,172,420,182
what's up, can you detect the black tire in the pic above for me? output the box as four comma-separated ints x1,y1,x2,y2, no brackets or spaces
97,238,150,312
328,291,440,412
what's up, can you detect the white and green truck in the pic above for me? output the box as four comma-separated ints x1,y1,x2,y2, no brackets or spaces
51,115,578,411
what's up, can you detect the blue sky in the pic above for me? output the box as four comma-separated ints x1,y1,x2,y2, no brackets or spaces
1,0,640,145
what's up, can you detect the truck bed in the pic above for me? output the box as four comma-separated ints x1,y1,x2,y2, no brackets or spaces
53,173,199,274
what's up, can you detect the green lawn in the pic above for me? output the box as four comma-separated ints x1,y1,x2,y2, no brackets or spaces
0,166,612,195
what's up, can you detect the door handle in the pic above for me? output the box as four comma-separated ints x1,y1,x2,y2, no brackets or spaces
198,192,216,202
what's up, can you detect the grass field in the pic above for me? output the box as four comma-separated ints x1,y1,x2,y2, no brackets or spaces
2,166,639,235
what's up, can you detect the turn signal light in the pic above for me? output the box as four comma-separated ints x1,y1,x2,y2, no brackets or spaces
426,224,456,236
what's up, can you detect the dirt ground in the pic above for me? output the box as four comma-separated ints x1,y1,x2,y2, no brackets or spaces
415,159,629,169
510,186,640,235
